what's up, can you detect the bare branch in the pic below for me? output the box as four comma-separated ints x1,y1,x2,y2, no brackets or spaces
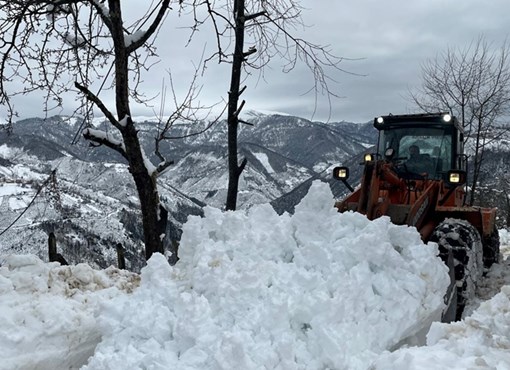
74,81,122,129
245,11,266,21
88,0,112,30
154,160,174,176
125,0,171,53
234,99,245,117
83,127,127,157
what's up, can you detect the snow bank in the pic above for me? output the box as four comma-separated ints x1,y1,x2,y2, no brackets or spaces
0,143,15,157
372,286,510,369
500,229,510,257
83,181,449,370
0,255,139,370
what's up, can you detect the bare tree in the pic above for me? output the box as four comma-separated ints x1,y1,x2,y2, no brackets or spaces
191,0,349,210
410,37,510,205
0,1,182,261
493,176,510,227
503,181,510,227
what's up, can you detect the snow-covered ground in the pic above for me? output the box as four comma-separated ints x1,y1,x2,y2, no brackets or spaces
374,234,510,370
0,181,509,369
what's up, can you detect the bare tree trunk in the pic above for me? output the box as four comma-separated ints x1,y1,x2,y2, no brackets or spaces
469,120,484,205
225,0,248,211
129,149,165,259
505,189,510,227
109,0,165,259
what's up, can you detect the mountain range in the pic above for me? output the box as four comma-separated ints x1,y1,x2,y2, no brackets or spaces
1,112,509,270
0,112,376,270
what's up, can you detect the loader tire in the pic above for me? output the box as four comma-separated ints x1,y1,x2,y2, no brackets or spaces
482,226,500,268
430,219,483,320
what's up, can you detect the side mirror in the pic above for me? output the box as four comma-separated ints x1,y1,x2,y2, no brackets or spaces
384,148,395,161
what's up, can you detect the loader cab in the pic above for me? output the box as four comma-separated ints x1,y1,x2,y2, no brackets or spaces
374,113,465,180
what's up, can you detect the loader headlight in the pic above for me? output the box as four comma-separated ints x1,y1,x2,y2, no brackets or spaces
447,170,466,185
374,116,385,128
364,153,374,163
449,173,460,183
442,114,452,122
333,166,349,180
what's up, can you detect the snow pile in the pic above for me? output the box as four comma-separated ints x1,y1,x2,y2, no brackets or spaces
0,255,139,370
373,286,510,369
0,143,16,157
500,228,510,257
373,230,510,369
83,181,449,370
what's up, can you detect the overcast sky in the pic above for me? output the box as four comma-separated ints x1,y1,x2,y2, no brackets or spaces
4,0,510,123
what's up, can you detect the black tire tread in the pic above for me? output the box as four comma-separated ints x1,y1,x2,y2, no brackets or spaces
430,219,483,320
482,226,500,268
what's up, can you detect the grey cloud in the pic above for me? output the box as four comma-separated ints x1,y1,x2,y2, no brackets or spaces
4,0,510,124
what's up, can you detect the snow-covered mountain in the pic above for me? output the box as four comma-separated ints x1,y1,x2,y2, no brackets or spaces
0,112,374,269
1,111,509,269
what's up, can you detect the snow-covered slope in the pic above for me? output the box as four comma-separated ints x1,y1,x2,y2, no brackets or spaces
0,146,203,271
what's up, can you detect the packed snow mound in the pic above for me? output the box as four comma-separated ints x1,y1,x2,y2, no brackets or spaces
83,181,450,370
0,255,139,370
372,285,510,369
500,228,510,257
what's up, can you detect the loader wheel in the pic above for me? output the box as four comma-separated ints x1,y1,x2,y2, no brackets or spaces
482,226,500,268
430,219,483,320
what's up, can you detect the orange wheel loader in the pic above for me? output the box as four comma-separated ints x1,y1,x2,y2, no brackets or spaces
333,113,500,321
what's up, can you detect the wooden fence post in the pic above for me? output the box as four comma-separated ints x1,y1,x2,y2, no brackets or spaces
116,243,126,270
48,232,68,265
